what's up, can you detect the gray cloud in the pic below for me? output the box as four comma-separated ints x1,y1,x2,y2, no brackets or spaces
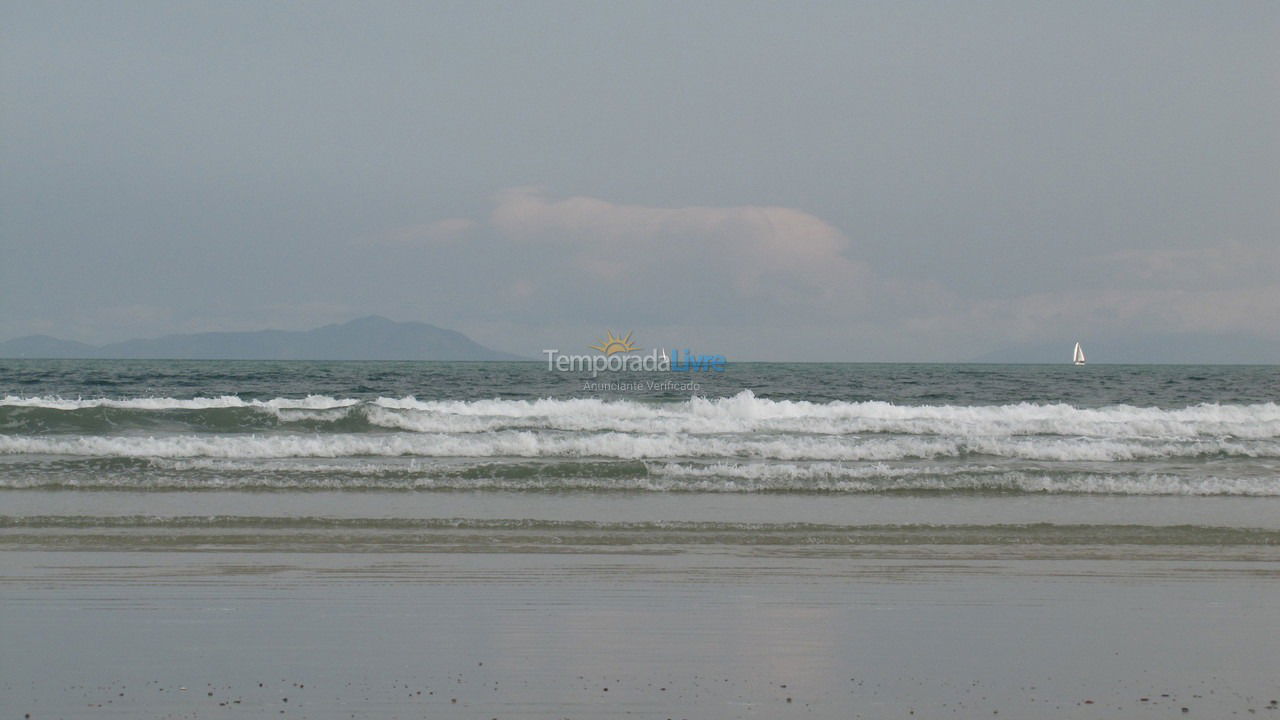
368,188,1280,360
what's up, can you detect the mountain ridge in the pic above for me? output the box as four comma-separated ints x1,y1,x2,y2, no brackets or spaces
0,316,526,361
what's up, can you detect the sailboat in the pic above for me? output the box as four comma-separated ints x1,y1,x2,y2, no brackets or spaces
1073,342,1086,365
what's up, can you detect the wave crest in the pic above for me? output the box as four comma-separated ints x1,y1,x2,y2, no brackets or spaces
5,391,1279,439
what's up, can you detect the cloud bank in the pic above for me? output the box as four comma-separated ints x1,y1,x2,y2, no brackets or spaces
378,188,1279,360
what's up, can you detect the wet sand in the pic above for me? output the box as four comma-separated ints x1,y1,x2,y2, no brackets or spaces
3,536,1278,719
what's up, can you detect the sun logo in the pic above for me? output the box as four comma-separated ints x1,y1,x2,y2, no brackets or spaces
590,330,639,356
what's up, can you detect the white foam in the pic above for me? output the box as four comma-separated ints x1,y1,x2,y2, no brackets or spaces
2,431,1276,462
650,461,1280,494
371,391,1280,439
7,391,1280,439
0,394,359,411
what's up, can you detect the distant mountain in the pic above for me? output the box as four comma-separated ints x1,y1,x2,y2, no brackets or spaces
970,333,1280,364
0,334,99,359
0,316,526,361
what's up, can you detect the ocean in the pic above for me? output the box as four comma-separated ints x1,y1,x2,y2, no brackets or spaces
3,360,1278,718
3,360,1278,495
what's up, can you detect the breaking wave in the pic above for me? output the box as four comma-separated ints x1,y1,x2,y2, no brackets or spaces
4,391,1277,495
2,430,1278,461
4,391,1280,438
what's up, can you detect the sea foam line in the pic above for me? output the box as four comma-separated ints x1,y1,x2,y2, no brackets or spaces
0,394,358,411
5,391,1279,438
2,431,1277,461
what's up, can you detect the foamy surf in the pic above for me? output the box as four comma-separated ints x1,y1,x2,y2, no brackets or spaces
2,429,1278,461
1,453,1276,495
4,391,1280,438
4,362,1277,497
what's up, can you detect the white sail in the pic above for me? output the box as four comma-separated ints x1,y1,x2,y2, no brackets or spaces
1073,342,1086,365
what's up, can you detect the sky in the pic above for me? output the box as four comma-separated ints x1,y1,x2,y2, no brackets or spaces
2,1,1277,361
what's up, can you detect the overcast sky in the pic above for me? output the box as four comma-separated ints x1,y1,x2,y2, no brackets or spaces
2,1,1277,360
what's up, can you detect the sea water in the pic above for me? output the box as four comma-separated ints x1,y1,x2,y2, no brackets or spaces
2,360,1277,493
3,359,1278,549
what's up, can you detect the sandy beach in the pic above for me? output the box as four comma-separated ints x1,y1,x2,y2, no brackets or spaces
4,491,1278,720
